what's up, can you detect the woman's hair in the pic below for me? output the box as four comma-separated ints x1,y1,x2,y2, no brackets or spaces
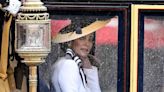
59,41,71,52
59,17,98,55
59,33,96,55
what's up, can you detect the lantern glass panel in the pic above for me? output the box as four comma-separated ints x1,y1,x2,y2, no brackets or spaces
16,22,50,52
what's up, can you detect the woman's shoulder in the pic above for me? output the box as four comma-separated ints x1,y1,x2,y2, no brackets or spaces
51,57,79,76
58,56,74,63
55,56,78,68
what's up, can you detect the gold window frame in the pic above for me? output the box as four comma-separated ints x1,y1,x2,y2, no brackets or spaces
130,4,164,92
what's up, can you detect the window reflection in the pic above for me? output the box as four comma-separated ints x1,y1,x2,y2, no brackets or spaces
144,16,164,92
95,17,118,92
39,15,119,92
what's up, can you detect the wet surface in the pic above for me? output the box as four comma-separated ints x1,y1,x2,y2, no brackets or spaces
143,16,164,92
95,45,118,92
39,15,118,92
143,48,164,92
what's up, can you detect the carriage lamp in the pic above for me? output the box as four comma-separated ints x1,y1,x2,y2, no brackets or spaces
15,0,51,92
15,20,51,65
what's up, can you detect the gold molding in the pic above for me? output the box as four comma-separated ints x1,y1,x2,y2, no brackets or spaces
130,4,138,92
17,13,49,20
21,1,47,12
130,4,164,92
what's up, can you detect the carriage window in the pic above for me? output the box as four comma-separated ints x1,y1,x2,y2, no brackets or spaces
143,16,164,92
131,5,164,92
95,17,118,92
50,14,119,92
38,6,126,91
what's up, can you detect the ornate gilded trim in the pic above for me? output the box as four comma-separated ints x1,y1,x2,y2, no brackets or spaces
17,13,49,20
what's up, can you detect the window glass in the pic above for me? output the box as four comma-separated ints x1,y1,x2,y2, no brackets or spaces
95,17,118,92
144,16,164,92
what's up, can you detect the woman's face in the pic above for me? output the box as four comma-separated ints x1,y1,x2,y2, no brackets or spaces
71,34,94,58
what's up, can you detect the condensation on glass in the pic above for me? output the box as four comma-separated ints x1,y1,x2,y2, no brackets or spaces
144,16,164,92
95,16,118,92
38,14,118,92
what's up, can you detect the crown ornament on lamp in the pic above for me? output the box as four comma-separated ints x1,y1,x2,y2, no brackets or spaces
15,0,51,92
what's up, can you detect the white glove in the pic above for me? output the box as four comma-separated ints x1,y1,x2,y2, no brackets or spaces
3,0,21,16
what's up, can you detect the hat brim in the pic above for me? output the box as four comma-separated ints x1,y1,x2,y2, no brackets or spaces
51,20,71,37
52,20,110,43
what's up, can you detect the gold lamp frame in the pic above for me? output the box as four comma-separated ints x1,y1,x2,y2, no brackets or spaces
15,0,51,92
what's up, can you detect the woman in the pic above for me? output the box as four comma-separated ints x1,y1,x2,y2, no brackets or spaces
51,20,109,92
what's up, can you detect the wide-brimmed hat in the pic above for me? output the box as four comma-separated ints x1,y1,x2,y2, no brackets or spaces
52,20,110,43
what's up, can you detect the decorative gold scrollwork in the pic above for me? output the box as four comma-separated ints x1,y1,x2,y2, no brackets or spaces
17,13,49,20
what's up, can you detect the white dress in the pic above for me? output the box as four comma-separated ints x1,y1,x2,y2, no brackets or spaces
51,55,101,92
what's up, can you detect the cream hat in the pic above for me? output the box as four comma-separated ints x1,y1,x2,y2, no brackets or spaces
52,20,110,43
